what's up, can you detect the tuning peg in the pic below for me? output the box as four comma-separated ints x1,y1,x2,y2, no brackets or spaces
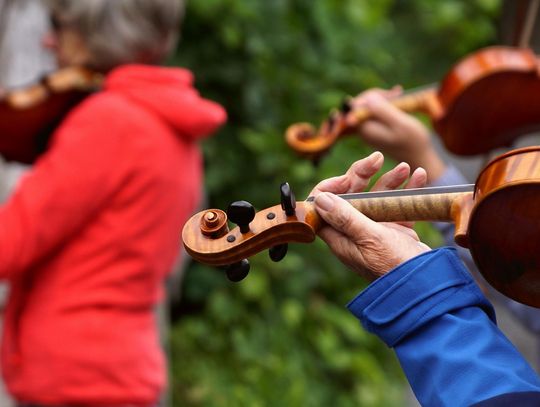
280,182,296,216
340,96,353,114
225,259,250,282
227,200,255,233
269,244,288,262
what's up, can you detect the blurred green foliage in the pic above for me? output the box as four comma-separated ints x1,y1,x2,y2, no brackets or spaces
168,0,501,405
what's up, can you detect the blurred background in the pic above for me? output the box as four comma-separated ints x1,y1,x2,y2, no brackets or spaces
4,0,540,406
166,1,511,406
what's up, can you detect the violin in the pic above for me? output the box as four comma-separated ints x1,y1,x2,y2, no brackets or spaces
286,46,540,162
182,146,540,307
0,67,102,163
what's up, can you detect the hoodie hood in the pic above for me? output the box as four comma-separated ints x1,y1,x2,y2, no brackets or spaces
104,64,226,141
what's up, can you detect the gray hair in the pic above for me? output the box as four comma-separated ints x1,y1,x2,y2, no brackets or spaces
45,0,184,71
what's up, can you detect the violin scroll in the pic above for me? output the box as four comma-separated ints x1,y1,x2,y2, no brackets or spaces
199,209,229,238
182,183,318,282
285,99,354,162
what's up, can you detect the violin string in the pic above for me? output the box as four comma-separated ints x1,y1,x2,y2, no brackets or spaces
401,82,437,96
519,0,540,48
0,0,15,58
305,184,474,202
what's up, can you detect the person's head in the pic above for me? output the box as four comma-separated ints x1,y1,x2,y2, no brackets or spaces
43,0,184,71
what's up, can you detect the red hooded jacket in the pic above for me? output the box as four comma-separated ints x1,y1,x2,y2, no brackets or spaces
0,65,226,405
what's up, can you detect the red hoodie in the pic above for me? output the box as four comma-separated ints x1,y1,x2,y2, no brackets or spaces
0,65,226,405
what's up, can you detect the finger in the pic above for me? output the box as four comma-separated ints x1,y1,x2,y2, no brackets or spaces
314,192,380,242
317,224,349,250
318,225,373,280
404,167,428,190
309,174,349,197
344,151,384,192
349,86,402,109
363,93,417,130
384,222,420,238
370,162,411,192
355,120,396,145
310,151,384,197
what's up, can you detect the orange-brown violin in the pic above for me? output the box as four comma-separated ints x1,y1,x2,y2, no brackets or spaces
286,46,540,162
183,146,540,307
0,66,102,163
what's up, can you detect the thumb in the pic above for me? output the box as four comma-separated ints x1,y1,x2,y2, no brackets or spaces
314,192,379,242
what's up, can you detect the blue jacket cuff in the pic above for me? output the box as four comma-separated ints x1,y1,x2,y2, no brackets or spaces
347,247,495,347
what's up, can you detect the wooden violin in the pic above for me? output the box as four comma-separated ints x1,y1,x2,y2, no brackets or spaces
183,146,540,307
286,46,540,162
0,66,102,163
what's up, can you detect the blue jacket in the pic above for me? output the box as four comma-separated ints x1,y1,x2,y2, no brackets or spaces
347,247,540,406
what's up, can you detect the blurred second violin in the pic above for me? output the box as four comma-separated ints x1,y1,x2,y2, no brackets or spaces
0,66,102,163
286,46,540,162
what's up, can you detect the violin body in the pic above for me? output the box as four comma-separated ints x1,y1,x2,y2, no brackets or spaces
286,46,540,160
466,146,540,306
436,46,540,155
183,147,540,307
0,67,101,163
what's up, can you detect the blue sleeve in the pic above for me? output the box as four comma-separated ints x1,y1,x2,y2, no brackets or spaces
347,247,540,407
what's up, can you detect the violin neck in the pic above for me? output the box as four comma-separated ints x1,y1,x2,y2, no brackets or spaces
311,184,474,223
347,192,465,222
350,86,440,123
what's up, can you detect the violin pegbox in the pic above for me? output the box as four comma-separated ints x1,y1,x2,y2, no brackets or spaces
182,182,319,282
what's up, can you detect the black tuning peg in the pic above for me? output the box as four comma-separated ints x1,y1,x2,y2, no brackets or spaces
225,259,250,282
269,244,288,262
227,200,255,233
327,112,337,132
340,96,353,114
280,182,296,216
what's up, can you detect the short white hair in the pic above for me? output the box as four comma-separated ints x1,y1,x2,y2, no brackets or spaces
46,0,184,71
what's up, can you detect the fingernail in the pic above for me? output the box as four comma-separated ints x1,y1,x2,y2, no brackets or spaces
370,151,383,161
396,162,410,173
369,151,384,169
315,192,335,211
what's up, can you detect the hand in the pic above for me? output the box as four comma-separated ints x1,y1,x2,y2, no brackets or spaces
310,151,431,281
346,87,446,183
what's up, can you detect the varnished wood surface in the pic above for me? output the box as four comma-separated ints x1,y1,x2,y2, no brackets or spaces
182,202,318,266
182,190,471,266
468,146,540,306
0,67,102,163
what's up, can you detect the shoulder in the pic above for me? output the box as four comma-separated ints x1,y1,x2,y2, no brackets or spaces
69,91,143,124
56,90,157,143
